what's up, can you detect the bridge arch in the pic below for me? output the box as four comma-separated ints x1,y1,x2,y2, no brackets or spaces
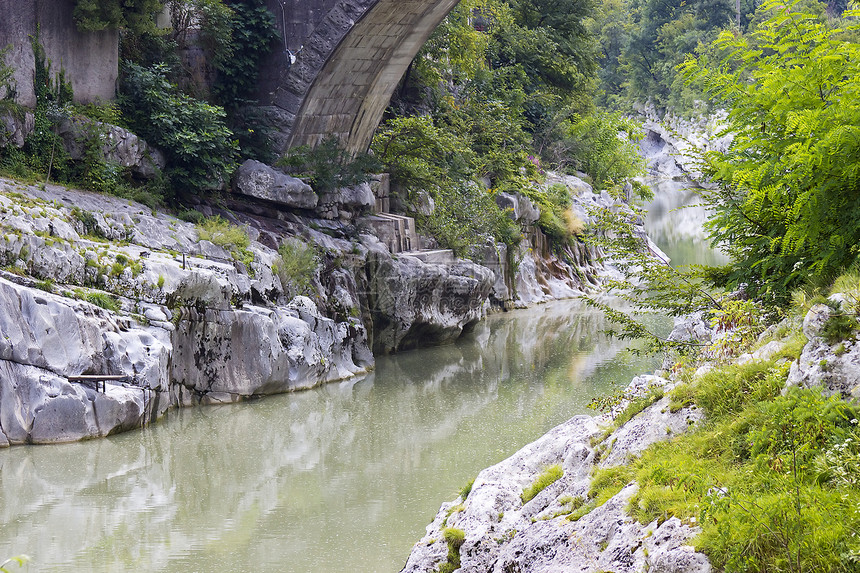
258,0,461,154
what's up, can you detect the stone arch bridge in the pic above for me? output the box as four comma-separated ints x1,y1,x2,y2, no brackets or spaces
257,0,461,155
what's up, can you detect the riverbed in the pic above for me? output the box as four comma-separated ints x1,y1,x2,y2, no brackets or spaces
0,178,715,572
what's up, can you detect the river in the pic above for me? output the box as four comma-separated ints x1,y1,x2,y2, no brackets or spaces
0,178,717,572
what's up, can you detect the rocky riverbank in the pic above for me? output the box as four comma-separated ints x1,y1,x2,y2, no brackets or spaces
0,163,643,445
400,284,860,572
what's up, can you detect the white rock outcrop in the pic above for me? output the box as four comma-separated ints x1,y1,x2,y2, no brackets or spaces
400,375,709,573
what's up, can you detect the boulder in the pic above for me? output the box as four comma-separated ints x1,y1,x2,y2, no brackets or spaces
0,110,34,148
169,298,373,405
55,117,165,179
363,240,494,353
0,277,171,445
317,182,375,219
233,159,318,209
787,303,860,399
495,191,540,225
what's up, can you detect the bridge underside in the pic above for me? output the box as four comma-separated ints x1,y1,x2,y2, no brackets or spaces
259,0,460,155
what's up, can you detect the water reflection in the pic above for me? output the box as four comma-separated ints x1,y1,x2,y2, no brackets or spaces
0,300,660,573
644,177,728,267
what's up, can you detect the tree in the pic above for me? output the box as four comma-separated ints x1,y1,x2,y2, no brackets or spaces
73,0,165,35
681,0,860,304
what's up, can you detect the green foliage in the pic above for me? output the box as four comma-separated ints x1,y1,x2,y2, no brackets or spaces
821,309,859,345
459,478,476,501
582,203,727,355
372,115,477,195
708,299,767,359
588,0,735,110
681,1,860,305
196,216,249,251
84,291,121,312
73,0,164,34
275,239,318,298
692,359,787,418
371,114,523,257
609,386,664,430
212,0,277,108
120,62,238,196
376,0,613,255
617,341,860,573
438,527,466,573
564,112,648,191
521,464,564,503
278,135,379,194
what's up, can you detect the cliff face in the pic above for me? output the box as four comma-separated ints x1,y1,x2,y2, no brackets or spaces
0,176,495,444
0,146,649,445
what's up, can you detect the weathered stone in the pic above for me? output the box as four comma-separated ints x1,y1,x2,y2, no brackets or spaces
363,239,494,353
495,191,540,225
170,300,372,404
787,302,860,399
317,181,375,219
401,370,710,572
1,0,118,109
233,159,318,209
0,110,34,148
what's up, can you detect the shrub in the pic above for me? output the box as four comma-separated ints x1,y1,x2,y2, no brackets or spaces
120,63,238,197
521,464,564,503
277,135,379,194
196,216,249,251
275,239,318,298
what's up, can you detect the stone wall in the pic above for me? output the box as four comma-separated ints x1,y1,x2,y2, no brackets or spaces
0,0,118,108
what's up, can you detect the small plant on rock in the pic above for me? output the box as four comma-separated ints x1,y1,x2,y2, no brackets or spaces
521,464,564,503
196,216,249,251
275,239,318,298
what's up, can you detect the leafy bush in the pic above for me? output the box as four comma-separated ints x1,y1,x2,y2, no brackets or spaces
275,239,318,298
682,1,860,305
73,0,163,34
212,0,277,108
521,464,564,503
278,135,379,194
196,216,249,251
417,182,519,259
120,62,238,196
564,112,647,191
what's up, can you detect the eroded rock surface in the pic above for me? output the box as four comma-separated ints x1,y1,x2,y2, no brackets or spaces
788,303,860,399
400,375,710,573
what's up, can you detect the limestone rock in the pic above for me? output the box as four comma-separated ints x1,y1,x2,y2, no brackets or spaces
495,191,540,225
0,110,34,148
233,159,318,209
0,277,171,445
363,242,494,353
317,182,375,219
170,298,372,405
401,371,710,573
787,303,860,399
56,117,165,179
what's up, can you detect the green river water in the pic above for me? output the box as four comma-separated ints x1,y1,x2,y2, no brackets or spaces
0,179,719,572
